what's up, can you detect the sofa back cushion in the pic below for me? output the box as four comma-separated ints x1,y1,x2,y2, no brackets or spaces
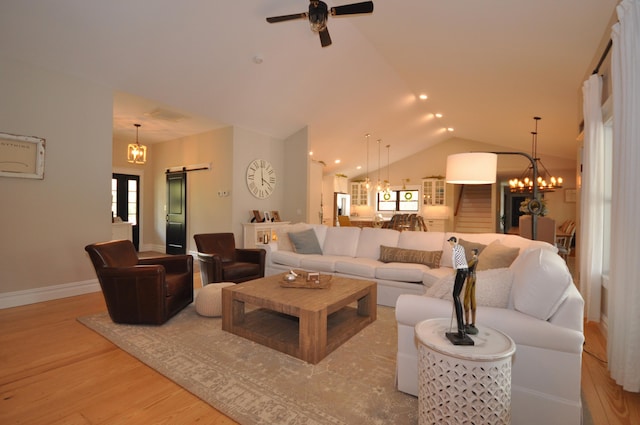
355,228,400,259
323,227,361,257
397,231,444,251
509,248,572,320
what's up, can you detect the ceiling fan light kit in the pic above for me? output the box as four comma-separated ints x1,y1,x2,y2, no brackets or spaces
266,1,374,48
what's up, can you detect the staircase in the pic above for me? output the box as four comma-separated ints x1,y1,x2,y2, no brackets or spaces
454,185,494,233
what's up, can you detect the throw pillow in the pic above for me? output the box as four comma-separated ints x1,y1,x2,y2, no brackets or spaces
288,229,323,255
458,239,488,262
274,223,309,252
477,240,520,271
378,245,442,268
510,248,572,320
424,268,514,308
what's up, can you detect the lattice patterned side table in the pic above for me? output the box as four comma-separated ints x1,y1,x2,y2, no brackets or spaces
415,318,516,425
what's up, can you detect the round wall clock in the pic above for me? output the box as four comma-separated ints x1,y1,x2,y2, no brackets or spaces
246,159,276,199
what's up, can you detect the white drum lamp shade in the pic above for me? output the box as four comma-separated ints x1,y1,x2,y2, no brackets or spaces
446,153,498,184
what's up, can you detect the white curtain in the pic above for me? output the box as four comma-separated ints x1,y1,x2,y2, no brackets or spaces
580,74,605,322
609,0,640,393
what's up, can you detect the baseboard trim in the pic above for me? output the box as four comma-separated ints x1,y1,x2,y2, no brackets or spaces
0,279,101,309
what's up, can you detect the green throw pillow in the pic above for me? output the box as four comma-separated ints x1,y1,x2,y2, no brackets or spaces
379,245,442,268
288,229,323,255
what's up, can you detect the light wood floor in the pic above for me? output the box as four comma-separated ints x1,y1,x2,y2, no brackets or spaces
1,275,639,424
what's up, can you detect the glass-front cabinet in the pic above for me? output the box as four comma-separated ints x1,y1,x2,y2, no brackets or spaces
422,178,445,206
350,182,369,206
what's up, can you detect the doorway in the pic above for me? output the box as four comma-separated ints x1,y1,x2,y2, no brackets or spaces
166,171,187,254
112,173,140,250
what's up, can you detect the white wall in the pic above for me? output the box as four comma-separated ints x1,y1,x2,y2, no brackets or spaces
232,126,287,244
0,58,112,300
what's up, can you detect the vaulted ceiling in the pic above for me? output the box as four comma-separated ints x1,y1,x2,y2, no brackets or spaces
0,1,617,176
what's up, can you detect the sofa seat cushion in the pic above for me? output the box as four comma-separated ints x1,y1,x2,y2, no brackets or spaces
355,227,400,259
299,255,343,273
375,262,430,283
423,267,453,287
271,251,304,268
335,258,381,278
424,267,514,308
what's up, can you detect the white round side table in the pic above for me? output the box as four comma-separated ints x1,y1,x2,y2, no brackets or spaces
415,318,516,425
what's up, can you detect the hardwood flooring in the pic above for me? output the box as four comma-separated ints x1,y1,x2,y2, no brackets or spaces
1,266,639,424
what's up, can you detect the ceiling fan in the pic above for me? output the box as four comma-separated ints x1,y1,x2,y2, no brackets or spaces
266,1,374,47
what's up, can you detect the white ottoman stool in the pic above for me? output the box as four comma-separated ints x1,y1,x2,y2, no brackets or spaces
195,282,235,317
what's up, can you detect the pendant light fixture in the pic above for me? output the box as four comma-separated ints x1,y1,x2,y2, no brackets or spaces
127,123,147,164
364,133,371,189
376,139,382,191
384,144,391,194
508,117,563,193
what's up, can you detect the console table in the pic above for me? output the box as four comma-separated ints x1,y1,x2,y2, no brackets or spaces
242,221,290,248
415,318,516,425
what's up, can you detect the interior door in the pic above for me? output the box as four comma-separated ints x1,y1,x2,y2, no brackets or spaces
112,173,140,250
166,171,187,254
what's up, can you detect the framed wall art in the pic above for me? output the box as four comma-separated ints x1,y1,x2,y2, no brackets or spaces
0,132,46,179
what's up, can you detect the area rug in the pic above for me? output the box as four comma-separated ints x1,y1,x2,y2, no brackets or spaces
78,304,418,425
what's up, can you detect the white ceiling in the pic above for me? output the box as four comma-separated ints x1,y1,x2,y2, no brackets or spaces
0,1,617,176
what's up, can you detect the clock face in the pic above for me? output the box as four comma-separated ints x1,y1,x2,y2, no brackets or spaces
246,159,276,199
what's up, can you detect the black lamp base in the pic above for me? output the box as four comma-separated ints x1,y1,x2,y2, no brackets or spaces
446,332,475,346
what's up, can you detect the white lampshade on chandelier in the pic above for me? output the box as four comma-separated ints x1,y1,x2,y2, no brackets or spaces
127,123,147,164
508,117,563,193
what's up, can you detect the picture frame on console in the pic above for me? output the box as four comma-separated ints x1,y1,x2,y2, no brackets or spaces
252,210,264,222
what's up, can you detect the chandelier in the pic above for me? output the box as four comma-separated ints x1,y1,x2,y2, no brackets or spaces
127,123,147,164
508,117,563,193
364,133,371,189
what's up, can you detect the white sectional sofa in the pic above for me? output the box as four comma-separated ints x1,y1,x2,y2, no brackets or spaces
262,223,585,425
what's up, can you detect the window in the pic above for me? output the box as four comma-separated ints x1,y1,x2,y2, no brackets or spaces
602,118,613,282
376,189,420,212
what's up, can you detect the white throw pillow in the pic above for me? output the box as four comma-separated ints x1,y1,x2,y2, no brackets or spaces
510,248,572,320
424,268,514,309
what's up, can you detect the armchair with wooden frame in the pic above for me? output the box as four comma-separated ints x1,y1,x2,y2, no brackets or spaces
193,233,266,285
556,220,576,260
84,240,194,325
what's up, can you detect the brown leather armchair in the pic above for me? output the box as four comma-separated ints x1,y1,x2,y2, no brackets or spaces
85,240,193,325
194,233,265,285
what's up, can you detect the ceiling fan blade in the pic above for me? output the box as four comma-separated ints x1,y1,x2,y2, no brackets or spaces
330,1,374,16
319,27,332,47
266,12,307,23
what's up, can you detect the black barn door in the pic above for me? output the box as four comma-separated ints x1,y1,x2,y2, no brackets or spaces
166,171,187,254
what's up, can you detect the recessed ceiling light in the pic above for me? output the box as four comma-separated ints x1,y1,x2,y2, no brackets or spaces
447,127,454,132
309,151,313,156
335,159,341,164
419,94,428,100
435,113,443,118
356,165,362,170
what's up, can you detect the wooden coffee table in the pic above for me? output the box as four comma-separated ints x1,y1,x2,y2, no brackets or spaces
221,273,376,364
